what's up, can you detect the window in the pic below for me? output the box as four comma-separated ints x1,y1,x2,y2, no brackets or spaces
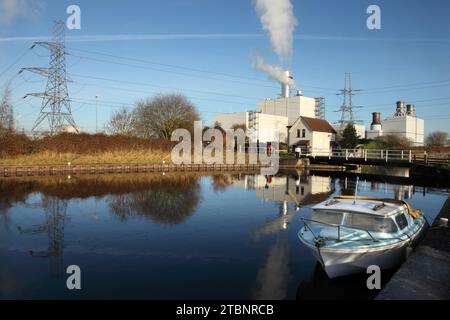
301,129,306,138
297,129,300,138
311,210,343,225
344,213,397,233
395,213,408,230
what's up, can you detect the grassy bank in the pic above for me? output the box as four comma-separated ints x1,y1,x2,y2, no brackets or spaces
0,150,172,166
0,132,174,166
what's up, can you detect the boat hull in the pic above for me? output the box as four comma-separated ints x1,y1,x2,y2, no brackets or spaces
299,218,428,279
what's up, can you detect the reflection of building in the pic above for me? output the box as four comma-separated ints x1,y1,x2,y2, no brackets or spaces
253,174,334,205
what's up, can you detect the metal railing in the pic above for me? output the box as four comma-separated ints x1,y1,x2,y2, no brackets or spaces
301,217,378,243
297,147,450,165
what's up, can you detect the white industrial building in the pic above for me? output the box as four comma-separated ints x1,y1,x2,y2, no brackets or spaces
213,111,288,143
257,94,316,125
213,70,332,149
366,101,424,146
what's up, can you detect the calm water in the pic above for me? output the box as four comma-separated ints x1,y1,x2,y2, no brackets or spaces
0,171,448,300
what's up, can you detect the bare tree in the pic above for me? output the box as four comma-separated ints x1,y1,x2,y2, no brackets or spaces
133,93,200,139
105,106,136,135
0,84,14,133
426,131,448,146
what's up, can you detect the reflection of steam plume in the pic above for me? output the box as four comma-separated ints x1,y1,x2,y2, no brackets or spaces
254,239,290,300
253,55,296,87
254,0,297,59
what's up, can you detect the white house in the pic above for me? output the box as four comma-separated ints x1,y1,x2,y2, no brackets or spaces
288,116,336,156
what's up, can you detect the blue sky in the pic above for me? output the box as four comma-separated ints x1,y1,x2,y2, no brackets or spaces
0,0,449,134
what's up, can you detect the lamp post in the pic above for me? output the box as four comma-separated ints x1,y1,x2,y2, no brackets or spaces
95,94,99,133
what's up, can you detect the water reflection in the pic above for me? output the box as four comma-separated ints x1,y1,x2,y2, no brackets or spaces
17,196,68,277
254,239,291,300
107,177,201,224
0,171,448,299
296,263,396,300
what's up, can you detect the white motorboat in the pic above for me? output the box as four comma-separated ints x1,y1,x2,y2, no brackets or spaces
298,195,428,279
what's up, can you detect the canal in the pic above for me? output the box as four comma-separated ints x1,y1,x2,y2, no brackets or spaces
0,171,448,299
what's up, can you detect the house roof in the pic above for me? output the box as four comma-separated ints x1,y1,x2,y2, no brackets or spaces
301,117,336,133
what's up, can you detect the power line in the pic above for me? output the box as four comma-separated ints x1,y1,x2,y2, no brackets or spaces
67,47,339,92
361,79,450,92
0,47,31,79
70,73,261,100
69,98,224,115
358,83,450,95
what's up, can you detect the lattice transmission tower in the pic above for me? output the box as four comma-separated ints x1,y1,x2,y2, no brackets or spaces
20,20,78,135
336,73,362,132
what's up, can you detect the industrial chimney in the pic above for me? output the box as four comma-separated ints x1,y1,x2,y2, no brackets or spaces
394,101,405,117
281,70,293,98
406,104,416,117
371,112,382,131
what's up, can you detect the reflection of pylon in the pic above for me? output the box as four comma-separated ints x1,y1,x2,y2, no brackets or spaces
20,20,77,135
336,73,362,132
17,196,68,277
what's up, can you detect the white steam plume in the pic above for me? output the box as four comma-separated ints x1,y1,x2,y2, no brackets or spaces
253,55,295,87
0,0,45,25
254,0,298,60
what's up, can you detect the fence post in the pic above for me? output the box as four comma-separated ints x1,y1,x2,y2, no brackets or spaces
401,150,404,160
380,150,383,159
345,149,348,161
364,149,367,162
386,150,389,162
424,152,428,165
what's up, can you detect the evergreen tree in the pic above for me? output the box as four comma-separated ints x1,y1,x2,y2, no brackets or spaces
340,123,359,149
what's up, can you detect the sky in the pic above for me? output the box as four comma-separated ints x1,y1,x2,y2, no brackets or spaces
0,0,449,135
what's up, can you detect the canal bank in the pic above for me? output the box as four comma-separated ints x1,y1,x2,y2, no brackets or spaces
376,195,450,300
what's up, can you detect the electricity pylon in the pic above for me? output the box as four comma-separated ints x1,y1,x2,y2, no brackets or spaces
20,20,78,135
336,73,362,132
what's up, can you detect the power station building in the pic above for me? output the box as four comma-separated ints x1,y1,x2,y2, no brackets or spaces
366,101,424,146
213,71,333,150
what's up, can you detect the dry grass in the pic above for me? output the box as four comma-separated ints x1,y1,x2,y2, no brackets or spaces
0,150,172,166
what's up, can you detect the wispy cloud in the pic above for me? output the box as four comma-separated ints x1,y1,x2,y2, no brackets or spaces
0,33,448,44
0,0,45,26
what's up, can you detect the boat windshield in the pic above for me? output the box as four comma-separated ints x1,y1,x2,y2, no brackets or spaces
311,209,398,233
